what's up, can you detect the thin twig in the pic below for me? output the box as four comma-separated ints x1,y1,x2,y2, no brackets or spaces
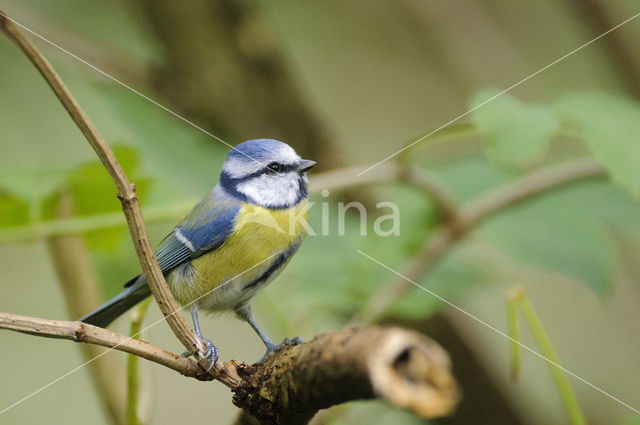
0,8,212,370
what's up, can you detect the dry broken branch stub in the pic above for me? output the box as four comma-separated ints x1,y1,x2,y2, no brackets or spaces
233,327,459,425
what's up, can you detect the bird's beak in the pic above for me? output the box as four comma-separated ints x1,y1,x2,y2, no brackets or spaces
297,159,317,173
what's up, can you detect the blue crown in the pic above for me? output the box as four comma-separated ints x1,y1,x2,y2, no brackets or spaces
228,139,290,162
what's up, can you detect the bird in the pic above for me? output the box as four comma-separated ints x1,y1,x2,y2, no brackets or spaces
80,139,316,364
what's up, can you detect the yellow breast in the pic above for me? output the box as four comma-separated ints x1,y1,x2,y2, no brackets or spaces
170,201,309,310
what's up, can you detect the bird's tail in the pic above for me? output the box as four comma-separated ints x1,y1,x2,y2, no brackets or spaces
79,277,151,328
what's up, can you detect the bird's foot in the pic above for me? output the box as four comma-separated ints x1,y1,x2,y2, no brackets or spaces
200,338,219,371
258,336,303,363
181,338,219,372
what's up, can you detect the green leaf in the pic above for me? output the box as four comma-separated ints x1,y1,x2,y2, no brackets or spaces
554,92,640,198
0,191,30,227
471,89,558,167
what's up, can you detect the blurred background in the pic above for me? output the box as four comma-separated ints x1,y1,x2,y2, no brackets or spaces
1,1,640,424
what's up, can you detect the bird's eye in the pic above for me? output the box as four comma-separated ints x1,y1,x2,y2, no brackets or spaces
267,162,281,173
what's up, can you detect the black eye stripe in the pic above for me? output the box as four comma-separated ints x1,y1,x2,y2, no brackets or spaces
267,162,281,172
265,162,295,174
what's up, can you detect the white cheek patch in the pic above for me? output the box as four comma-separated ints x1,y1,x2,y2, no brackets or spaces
237,172,301,207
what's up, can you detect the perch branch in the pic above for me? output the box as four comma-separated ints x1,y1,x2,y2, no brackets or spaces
0,8,212,370
0,313,458,423
0,312,217,383
357,157,605,322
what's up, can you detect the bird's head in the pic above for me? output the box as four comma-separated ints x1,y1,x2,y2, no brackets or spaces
218,139,316,209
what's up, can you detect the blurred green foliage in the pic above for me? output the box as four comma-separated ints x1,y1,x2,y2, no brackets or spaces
0,192,30,228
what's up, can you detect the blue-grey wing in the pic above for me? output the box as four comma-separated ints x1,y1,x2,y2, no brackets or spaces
174,191,242,254
125,191,241,287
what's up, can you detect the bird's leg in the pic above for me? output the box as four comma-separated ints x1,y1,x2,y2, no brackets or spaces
235,304,302,362
184,305,218,370
236,304,276,353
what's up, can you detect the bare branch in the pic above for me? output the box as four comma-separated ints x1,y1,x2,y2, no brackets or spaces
0,312,215,382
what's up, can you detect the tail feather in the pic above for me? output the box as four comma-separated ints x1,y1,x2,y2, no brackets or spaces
80,278,151,328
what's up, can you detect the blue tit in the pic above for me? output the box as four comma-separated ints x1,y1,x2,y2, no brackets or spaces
80,139,316,363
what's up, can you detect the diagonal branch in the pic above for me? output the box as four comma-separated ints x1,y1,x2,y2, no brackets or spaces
0,8,213,371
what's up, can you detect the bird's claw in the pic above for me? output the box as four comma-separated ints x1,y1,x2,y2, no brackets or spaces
286,336,304,345
201,338,219,372
180,338,219,372
258,336,303,363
